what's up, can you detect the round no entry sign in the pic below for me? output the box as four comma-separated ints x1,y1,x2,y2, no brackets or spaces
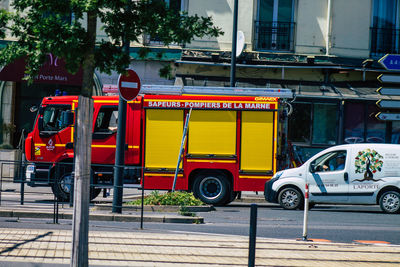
118,69,141,101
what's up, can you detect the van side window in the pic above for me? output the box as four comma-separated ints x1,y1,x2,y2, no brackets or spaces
310,150,346,172
94,106,118,133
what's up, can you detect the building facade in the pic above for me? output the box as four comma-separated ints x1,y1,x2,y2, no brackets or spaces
1,0,400,162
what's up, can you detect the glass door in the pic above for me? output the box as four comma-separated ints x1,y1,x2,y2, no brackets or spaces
257,0,294,50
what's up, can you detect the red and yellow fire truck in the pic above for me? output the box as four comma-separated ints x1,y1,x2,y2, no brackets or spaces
24,88,290,205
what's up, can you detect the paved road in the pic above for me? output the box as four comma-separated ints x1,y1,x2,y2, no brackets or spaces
0,182,399,245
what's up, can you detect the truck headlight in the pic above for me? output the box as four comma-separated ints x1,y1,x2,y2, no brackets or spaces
26,164,35,180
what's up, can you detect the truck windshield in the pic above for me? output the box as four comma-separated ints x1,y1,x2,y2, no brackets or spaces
41,105,71,132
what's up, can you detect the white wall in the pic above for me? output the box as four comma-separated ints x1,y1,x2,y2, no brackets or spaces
295,0,328,54
186,0,255,51
329,0,371,58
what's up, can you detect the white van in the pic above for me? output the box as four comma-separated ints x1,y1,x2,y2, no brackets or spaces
264,143,400,213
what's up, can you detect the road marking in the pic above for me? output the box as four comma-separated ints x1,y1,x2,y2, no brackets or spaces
354,240,391,244
308,239,332,242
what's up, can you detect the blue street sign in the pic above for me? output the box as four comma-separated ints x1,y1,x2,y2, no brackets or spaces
379,54,400,71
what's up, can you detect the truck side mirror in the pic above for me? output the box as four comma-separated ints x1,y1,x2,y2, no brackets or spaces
61,111,74,127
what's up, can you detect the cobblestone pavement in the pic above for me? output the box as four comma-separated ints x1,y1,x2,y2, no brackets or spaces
0,228,399,266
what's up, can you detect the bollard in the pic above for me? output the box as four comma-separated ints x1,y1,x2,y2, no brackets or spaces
302,183,309,241
248,204,258,267
140,174,145,230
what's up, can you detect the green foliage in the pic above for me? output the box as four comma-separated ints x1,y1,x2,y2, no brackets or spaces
128,190,204,206
159,64,172,79
0,0,223,96
178,206,196,217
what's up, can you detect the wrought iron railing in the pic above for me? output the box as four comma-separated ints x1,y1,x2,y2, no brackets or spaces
254,21,295,51
370,27,400,57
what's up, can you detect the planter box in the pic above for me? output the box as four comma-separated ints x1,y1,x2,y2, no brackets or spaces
94,204,214,213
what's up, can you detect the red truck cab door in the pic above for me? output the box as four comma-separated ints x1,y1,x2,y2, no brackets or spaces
33,104,73,162
91,104,119,164
91,98,142,166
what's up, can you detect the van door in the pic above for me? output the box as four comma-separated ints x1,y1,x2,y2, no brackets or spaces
348,146,385,202
306,150,349,203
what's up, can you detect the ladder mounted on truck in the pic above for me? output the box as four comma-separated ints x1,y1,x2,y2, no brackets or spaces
139,84,294,98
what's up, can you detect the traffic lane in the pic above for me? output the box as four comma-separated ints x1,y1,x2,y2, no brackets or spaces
195,204,400,244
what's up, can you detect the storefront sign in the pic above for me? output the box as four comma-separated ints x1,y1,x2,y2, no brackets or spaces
144,100,276,110
0,55,83,86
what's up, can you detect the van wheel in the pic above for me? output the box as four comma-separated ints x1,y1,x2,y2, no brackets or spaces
278,187,303,210
379,191,400,214
193,172,229,206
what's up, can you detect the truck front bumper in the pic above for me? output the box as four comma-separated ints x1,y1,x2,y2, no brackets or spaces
264,177,279,203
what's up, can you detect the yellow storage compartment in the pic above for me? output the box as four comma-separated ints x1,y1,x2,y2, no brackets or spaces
188,110,237,156
145,109,183,169
241,111,274,171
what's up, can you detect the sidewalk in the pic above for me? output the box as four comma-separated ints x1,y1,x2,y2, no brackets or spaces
0,188,267,224
0,190,400,266
0,228,399,266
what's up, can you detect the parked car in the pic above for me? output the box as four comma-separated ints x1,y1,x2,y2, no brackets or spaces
265,143,400,213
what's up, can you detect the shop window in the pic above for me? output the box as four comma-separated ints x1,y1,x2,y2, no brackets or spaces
344,102,365,143
392,121,400,143
288,103,311,143
312,104,337,145
288,102,338,145
344,102,385,144
366,104,385,143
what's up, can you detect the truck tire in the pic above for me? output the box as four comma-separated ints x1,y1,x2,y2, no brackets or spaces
379,191,400,214
278,187,303,210
193,172,230,206
51,170,73,202
51,169,102,202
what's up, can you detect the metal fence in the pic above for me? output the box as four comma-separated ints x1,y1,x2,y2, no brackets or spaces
370,27,400,57
0,158,147,224
253,21,295,52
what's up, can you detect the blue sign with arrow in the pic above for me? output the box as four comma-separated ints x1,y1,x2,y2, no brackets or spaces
379,54,400,71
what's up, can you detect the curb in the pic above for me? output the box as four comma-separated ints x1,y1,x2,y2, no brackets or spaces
93,204,215,212
0,210,204,224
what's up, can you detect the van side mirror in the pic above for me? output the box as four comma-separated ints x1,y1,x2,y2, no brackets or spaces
309,163,316,173
61,110,74,127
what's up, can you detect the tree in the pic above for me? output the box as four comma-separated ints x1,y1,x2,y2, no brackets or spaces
0,0,223,96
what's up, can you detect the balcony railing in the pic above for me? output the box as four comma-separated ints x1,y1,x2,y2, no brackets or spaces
370,27,400,57
254,21,295,52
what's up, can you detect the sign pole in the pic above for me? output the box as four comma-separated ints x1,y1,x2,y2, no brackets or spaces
112,69,141,213
112,97,127,213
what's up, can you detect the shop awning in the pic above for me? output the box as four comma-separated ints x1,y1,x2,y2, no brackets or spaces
0,56,83,86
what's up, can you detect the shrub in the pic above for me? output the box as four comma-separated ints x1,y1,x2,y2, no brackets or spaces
127,190,205,206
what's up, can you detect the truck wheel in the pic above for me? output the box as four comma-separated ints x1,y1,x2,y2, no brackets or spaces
193,172,229,206
51,170,102,202
52,170,73,202
278,187,303,210
379,191,400,214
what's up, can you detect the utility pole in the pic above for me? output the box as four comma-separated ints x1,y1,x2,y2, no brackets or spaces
230,0,239,87
71,96,93,267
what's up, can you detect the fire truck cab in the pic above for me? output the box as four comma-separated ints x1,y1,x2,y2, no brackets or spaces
24,87,291,205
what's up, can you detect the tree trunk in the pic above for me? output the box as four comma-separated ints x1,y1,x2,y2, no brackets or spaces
81,10,97,97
